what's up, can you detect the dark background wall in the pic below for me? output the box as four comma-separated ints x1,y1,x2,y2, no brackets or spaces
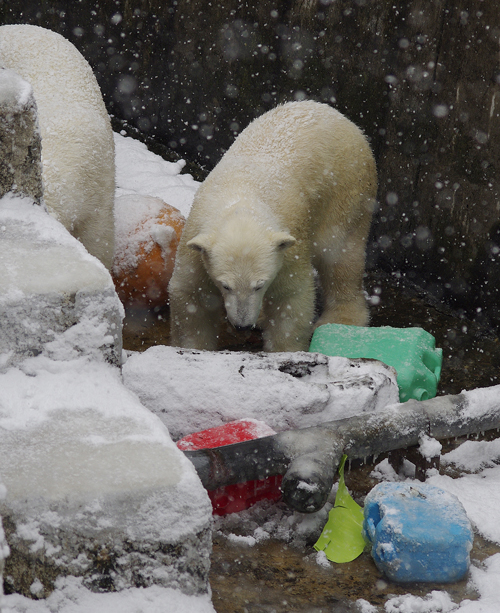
1,0,499,325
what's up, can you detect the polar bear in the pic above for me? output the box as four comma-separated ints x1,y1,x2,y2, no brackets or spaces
0,24,115,269
169,100,377,352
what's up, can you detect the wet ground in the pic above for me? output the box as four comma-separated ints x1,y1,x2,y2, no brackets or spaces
122,270,500,613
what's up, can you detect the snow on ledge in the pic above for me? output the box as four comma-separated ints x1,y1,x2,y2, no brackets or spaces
122,346,400,440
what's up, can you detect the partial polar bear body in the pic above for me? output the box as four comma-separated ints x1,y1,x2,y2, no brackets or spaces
0,24,115,269
169,100,377,352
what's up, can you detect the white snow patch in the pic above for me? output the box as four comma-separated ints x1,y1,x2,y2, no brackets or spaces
0,194,112,298
356,598,378,613
315,550,331,569
456,554,500,611
384,590,456,612
0,355,206,508
0,67,33,108
3,578,216,613
122,346,398,439
29,579,44,596
441,438,500,473
114,132,199,219
419,434,442,460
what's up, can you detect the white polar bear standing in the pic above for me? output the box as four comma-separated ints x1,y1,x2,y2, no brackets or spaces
0,24,115,269
169,100,377,352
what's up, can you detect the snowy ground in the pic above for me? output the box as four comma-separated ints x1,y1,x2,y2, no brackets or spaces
3,132,500,612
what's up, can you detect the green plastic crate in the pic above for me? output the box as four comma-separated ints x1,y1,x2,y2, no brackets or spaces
309,324,442,402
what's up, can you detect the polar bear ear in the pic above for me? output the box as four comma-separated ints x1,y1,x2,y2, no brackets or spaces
187,234,213,254
273,232,296,251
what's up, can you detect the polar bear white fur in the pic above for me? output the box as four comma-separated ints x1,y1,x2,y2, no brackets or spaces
0,24,115,269
169,100,377,352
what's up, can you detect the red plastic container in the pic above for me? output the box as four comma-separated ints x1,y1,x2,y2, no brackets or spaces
177,419,283,515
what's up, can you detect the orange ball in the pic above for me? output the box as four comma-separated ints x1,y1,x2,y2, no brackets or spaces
112,195,185,308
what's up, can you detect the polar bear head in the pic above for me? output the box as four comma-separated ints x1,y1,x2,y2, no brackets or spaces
187,215,295,329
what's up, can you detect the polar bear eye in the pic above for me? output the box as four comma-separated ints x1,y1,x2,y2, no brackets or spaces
220,282,232,292
253,281,266,292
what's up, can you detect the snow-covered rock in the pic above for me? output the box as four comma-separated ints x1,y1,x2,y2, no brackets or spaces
122,346,399,440
0,356,212,598
0,482,9,613
0,68,43,205
0,194,123,370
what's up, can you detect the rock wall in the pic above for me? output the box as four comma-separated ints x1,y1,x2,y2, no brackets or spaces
1,0,499,322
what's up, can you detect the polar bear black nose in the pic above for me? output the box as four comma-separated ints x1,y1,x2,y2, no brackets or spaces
234,324,253,332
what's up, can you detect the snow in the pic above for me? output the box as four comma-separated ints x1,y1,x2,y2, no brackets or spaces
3,579,215,613
0,356,187,500
113,132,198,220
122,347,399,439
383,590,456,613
419,434,443,460
0,195,111,297
114,194,183,274
3,128,500,611
0,67,33,108
440,438,500,473
0,193,123,369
